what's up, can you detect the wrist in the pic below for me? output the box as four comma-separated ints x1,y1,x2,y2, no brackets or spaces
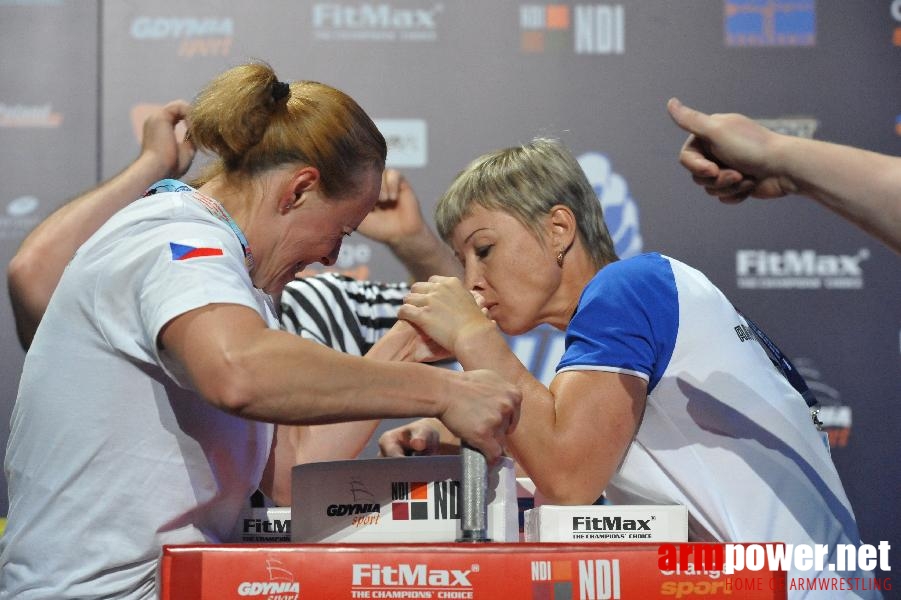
453,319,501,364
132,150,177,183
367,324,411,361
768,134,804,195
386,225,435,258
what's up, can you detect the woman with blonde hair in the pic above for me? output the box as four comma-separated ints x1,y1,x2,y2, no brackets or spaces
382,137,877,598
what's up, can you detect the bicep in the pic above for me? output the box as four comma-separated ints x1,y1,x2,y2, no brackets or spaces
159,302,270,405
549,369,647,500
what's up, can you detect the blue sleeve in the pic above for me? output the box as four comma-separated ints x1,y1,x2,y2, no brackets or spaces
557,254,679,392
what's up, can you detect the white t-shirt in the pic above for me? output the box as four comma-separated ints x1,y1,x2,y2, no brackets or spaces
1,182,278,599
558,253,878,598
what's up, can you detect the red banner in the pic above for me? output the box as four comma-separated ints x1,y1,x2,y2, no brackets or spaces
160,542,787,599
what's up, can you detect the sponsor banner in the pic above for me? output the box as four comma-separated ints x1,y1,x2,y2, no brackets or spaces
234,507,292,544
309,2,443,43
0,103,62,127
376,119,428,168
519,3,625,55
736,248,870,290
159,542,788,599
128,15,234,58
524,505,688,543
724,0,815,47
1,195,42,240
290,456,519,543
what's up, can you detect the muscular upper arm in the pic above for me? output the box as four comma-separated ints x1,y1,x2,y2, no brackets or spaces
544,369,647,503
159,302,270,411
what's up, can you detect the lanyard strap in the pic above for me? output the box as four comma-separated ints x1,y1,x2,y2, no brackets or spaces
145,179,278,320
741,312,818,408
146,179,255,271
190,190,255,272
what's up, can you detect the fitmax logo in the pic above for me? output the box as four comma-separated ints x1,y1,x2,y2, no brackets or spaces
572,516,651,531
311,3,442,42
351,563,473,587
736,249,869,289
242,518,291,534
312,3,439,28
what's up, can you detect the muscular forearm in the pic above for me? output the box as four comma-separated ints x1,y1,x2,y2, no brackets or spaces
261,324,445,505
267,323,435,467
204,328,456,424
453,327,558,470
452,326,633,504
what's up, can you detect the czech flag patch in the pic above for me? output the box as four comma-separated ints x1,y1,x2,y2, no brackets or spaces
169,240,224,261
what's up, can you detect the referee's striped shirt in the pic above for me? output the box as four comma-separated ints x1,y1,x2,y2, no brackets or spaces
279,273,410,356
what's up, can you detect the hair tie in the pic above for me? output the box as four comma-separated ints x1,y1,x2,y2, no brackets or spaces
272,80,290,102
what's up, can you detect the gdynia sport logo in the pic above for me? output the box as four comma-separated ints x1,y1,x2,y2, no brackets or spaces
658,541,892,595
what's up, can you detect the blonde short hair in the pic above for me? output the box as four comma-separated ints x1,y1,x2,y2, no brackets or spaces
436,138,617,267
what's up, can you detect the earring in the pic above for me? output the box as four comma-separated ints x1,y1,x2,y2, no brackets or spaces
556,251,565,267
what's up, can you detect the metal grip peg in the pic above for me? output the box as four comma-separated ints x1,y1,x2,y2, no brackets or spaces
457,442,491,542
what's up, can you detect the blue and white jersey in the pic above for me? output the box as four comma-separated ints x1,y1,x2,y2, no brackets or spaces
558,253,876,597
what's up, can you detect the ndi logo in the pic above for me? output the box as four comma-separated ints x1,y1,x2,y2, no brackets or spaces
579,559,622,600
390,480,460,520
519,4,624,54
724,0,816,47
531,560,575,596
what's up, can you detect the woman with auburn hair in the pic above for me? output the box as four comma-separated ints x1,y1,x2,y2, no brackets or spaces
0,62,519,599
